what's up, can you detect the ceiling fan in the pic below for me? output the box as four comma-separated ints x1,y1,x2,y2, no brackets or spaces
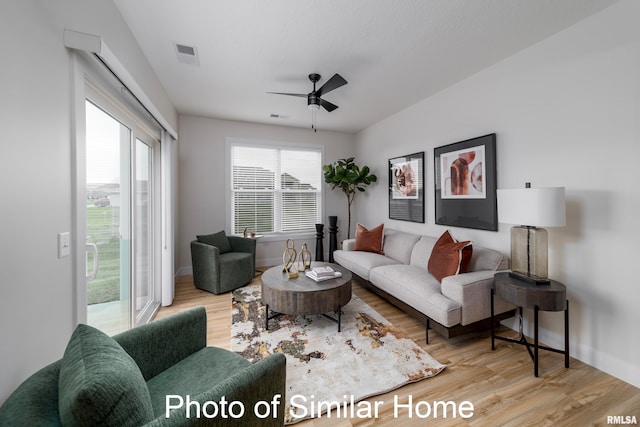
268,73,347,131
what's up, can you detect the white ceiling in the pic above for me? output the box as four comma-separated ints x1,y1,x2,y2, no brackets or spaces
113,0,616,134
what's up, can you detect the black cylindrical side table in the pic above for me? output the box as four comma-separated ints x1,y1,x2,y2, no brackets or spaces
491,272,569,377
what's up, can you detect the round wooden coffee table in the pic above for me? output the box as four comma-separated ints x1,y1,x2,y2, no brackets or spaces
261,262,352,331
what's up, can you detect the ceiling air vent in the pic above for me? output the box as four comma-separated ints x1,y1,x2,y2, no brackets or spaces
174,43,199,66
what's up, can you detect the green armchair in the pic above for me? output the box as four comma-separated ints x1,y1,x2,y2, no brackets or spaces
0,306,286,426
191,231,257,294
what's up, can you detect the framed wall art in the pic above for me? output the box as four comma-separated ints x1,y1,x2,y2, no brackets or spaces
388,151,425,223
434,133,497,231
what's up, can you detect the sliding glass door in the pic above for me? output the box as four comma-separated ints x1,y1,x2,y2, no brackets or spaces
134,138,156,322
85,100,131,334
85,99,160,335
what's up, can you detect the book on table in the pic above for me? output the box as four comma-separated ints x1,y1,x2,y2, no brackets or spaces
305,269,342,282
311,266,335,277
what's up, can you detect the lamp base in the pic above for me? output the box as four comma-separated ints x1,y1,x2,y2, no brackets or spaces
509,271,551,285
510,225,549,283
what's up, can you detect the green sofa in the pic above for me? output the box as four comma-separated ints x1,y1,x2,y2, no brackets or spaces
191,232,257,294
0,306,286,426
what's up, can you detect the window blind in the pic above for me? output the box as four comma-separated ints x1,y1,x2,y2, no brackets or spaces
230,143,322,235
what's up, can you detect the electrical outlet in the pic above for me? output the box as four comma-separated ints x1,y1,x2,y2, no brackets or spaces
58,232,70,258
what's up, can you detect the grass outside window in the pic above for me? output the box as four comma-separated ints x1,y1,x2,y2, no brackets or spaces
87,204,120,305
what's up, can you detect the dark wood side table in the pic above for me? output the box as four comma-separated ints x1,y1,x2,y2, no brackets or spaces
491,272,569,377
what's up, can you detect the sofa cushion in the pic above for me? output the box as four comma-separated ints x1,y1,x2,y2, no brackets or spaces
427,230,473,282
369,265,462,327
467,246,508,271
197,230,232,254
333,249,400,281
354,223,384,254
382,229,421,264
58,324,154,427
146,347,251,416
409,235,438,268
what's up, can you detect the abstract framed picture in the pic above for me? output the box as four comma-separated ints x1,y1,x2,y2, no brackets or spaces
434,134,497,231
389,151,425,223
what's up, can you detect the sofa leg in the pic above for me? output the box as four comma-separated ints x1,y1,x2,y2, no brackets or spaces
425,318,430,344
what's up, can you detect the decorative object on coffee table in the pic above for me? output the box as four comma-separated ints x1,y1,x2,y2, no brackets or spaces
389,151,425,223
328,215,338,262
497,183,566,284
323,157,378,239
491,272,569,377
232,283,445,425
434,133,498,231
297,243,312,271
282,239,298,278
315,223,324,261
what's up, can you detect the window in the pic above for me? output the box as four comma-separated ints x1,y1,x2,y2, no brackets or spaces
228,140,323,236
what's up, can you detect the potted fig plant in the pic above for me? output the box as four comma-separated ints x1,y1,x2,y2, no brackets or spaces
323,157,377,239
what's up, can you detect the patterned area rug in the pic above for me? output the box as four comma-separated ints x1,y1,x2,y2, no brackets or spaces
231,283,446,424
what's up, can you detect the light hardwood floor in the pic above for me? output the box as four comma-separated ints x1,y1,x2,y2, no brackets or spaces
156,274,640,426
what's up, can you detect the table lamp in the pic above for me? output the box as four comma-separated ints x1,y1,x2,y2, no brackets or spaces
497,183,565,285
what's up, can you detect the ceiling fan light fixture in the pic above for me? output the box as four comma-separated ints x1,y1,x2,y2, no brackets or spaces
267,72,347,132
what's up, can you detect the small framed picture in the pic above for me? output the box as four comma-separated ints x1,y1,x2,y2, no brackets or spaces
389,152,425,223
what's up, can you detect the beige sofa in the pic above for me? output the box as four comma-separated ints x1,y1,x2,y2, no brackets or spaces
333,228,514,342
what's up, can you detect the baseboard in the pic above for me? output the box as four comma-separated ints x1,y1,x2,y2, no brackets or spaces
176,266,193,278
522,317,640,389
577,343,640,389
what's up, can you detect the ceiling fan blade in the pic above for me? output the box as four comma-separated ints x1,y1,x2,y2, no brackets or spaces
315,74,347,97
320,98,339,112
266,92,307,97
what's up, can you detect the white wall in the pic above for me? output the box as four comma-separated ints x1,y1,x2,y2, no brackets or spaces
177,116,357,271
354,0,640,388
0,0,176,403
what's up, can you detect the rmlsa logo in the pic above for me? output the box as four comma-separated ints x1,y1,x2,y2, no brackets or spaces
607,415,638,425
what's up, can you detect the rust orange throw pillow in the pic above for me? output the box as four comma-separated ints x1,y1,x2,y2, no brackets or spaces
427,230,473,282
354,223,384,254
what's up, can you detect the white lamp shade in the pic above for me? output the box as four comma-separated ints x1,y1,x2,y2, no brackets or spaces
497,187,566,227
